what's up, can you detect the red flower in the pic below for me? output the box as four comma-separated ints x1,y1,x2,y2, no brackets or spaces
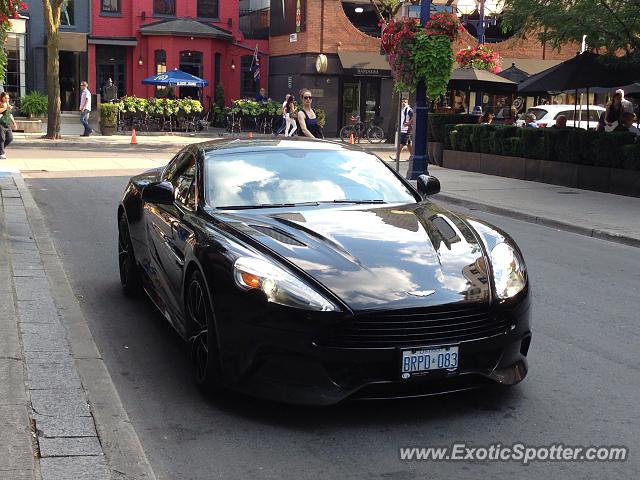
20,2,28,10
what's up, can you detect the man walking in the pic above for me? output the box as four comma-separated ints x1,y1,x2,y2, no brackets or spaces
79,81,92,136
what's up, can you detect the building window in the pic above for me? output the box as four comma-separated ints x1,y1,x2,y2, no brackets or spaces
154,0,176,16
240,55,256,99
198,0,218,18
61,0,75,26
101,0,120,14
155,49,167,97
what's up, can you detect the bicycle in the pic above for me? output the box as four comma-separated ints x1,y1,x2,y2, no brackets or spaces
339,115,385,144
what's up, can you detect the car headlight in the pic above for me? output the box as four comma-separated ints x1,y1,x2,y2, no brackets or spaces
233,256,340,312
490,243,526,299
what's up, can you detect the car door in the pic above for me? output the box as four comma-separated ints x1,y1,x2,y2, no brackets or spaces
144,151,196,323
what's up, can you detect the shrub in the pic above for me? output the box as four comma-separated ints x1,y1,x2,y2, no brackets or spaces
519,128,546,160
591,132,636,168
449,130,459,150
491,126,519,155
444,124,458,149
315,108,326,128
503,137,523,157
215,84,225,109
555,128,586,164
99,103,119,126
471,124,497,153
622,144,640,170
19,91,48,117
455,124,476,151
428,114,476,142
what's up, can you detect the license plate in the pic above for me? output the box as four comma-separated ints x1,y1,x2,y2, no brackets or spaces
400,346,459,379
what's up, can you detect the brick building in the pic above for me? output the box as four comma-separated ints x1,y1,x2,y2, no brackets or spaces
267,1,579,136
88,0,269,105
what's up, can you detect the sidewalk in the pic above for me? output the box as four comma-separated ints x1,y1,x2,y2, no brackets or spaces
0,171,155,480
11,131,397,151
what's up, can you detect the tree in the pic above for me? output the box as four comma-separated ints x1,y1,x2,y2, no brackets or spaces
42,0,67,139
502,0,640,62
0,1,26,84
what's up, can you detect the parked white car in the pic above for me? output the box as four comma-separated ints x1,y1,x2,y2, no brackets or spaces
515,104,605,130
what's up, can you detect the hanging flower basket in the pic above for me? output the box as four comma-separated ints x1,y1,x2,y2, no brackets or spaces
382,12,462,97
455,45,503,73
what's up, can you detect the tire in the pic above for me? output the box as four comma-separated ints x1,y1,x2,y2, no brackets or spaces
339,125,353,143
186,269,224,394
118,212,143,297
367,125,385,144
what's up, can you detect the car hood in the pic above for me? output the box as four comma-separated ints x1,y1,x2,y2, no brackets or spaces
215,203,491,311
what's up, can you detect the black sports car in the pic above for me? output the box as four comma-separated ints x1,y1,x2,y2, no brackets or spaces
118,138,531,405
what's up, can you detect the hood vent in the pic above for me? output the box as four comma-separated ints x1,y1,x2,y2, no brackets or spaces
249,225,306,247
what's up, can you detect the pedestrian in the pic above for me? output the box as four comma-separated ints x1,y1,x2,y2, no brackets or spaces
604,92,624,131
0,92,17,160
284,94,297,137
616,89,634,114
297,89,322,138
255,87,268,103
79,81,93,137
550,114,567,129
613,112,640,137
523,113,538,128
479,111,495,125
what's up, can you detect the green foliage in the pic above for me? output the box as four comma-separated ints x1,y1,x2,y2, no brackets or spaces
215,84,225,109
99,102,119,125
413,32,454,99
428,114,476,142
315,108,326,128
448,124,640,169
120,96,149,113
19,91,48,117
262,99,283,117
115,96,203,116
502,0,640,61
231,99,262,116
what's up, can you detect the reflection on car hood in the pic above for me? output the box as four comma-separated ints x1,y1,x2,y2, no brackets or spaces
216,203,491,311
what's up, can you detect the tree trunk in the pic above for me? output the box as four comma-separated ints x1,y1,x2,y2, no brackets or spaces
43,1,63,140
45,29,61,139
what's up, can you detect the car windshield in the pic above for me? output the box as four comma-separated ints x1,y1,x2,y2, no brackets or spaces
527,108,548,121
203,148,418,208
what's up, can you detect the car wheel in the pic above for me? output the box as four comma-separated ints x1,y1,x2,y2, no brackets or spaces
118,212,142,297
186,269,224,394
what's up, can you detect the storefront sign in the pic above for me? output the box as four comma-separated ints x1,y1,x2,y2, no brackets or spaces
309,89,324,98
342,68,391,77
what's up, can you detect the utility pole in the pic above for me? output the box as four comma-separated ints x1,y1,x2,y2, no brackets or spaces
406,0,431,180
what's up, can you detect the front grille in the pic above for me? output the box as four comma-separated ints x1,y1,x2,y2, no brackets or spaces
320,305,508,348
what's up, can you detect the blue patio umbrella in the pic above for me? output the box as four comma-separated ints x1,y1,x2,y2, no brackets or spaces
142,69,209,87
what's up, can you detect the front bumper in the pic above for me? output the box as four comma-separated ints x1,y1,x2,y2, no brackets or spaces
217,297,532,406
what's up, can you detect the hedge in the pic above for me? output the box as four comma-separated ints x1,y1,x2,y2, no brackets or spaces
428,114,476,143
446,124,639,169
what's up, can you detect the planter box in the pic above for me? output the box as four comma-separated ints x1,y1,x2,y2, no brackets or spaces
525,159,578,188
609,168,640,197
428,142,444,166
482,154,525,179
578,165,610,193
100,124,116,136
443,150,481,172
14,119,43,133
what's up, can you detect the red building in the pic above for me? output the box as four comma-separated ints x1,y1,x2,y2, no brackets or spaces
88,0,269,106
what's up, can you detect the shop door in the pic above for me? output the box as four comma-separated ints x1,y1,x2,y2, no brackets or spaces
96,46,126,99
361,78,381,123
342,81,360,127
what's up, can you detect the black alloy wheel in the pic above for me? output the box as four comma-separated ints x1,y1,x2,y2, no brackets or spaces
187,269,223,393
118,213,142,296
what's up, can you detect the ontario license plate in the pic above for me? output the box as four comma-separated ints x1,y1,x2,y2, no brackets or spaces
400,346,459,379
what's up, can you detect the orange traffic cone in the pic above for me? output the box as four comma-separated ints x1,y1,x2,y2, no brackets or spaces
130,128,137,145
248,131,253,139
349,132,354,145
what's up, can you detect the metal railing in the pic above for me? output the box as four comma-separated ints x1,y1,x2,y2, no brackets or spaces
239,8,270,39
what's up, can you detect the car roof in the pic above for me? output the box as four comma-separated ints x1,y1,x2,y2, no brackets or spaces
192,138,367,156
529,104,606,112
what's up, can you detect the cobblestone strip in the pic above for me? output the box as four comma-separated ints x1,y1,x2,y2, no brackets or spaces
0,174,37,480
1,176,110,480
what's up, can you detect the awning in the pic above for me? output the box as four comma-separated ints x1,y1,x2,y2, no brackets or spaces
338,51,391,77
89,36,138,47
59,32,87,52
140,18,233,41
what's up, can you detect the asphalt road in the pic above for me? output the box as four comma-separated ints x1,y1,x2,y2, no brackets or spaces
25,164,639,480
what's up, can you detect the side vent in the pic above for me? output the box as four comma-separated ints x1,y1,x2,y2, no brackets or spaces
250,225,306,247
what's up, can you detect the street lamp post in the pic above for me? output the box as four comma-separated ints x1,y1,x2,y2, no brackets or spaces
406,0,431,181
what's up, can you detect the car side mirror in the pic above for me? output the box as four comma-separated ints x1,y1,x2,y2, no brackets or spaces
416,175,440,198
142,181,174,204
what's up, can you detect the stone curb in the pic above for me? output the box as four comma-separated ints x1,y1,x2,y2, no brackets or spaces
10,173,157,480
434,193,640,249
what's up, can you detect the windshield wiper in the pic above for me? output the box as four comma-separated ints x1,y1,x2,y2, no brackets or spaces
216,202,320,210
318,199,387,204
